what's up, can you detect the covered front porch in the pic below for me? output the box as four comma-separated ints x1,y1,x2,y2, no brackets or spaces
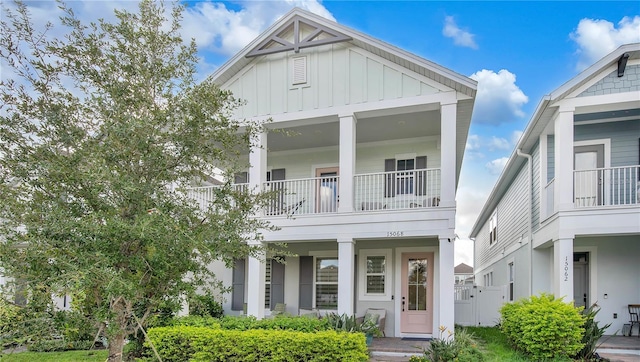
217,236,455,338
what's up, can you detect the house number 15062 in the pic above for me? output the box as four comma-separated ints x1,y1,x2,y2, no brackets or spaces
387,231,404,237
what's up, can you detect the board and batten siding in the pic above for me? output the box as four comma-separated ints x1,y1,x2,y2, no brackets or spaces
531,143,541,231
574,119,640,167
476,163,530,268
223,43,443,119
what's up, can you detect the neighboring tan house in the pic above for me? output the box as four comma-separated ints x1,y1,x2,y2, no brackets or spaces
454,263,474,285
189,8,476,338
470,43,640,334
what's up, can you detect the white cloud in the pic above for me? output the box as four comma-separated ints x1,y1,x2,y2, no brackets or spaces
485,157,509,175
487,136,510,151
182,1,335,56
442,16,478,49
470,69,528,125
511,130,524,146
571,16,640,70
465,134,481,151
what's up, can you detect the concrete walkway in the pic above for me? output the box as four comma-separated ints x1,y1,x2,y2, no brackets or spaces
368,335,640,362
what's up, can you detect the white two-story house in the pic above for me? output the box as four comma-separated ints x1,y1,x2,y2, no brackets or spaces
470,43,640,334
189,8,476,338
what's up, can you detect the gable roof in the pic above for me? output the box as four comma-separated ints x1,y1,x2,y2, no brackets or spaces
470,43,640,238
207,7,477,98
455,263,474,274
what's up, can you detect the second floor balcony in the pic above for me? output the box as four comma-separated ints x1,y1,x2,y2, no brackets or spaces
187,168,442,217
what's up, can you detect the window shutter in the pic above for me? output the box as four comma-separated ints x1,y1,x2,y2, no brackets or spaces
299,256,313,309
416,156,427,196
270,258,285,309
231,259,245,311
234,172,248,184
384,159,396,197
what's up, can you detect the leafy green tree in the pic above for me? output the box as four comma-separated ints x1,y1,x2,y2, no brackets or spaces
0,1,271,360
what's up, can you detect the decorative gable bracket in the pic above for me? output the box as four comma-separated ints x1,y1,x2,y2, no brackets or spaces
246,15,351,58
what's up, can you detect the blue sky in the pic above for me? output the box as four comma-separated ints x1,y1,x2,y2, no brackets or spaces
8,1,640,266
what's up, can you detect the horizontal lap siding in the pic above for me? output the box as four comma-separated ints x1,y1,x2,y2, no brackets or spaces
476,164,529,268
575,119,640,167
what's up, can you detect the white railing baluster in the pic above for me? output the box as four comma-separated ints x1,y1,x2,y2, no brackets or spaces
354,168,441,211
574,165,639,208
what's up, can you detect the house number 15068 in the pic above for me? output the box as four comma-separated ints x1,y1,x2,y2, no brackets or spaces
387,231,404,237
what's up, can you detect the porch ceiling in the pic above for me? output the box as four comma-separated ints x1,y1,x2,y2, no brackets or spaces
267,110,440,152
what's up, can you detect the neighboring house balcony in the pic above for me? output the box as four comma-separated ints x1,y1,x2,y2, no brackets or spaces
544,164,639,216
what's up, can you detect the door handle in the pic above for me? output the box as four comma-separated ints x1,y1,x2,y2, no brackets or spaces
402,296,405,312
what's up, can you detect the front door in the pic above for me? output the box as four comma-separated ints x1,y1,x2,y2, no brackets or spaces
574,145,604,206
315,167,338,213
573,253,589,309
400,252,433,334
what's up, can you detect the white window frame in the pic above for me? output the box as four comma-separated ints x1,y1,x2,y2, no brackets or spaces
394,153,418,196
310,250,338,311
358,249,392,301
507,261,514,301
489,210,498,247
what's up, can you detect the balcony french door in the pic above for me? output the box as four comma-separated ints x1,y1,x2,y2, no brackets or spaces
574,145,604,207
315,167,339,213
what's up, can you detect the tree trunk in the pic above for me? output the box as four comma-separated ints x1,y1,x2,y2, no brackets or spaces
107,332,126,362
107,297,129,362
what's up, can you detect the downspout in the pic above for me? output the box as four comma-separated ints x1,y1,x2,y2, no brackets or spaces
516,149,533,296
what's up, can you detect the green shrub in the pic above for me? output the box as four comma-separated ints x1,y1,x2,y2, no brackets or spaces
500,293,585,359
145,326,368,362
53,310,98,343
214,315,332,332
189,293,224,318
27,339,94,352
410,327,484,362
171,315,222,328
573,303,611,360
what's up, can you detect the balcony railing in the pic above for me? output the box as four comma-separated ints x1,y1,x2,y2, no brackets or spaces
264,176,339,216
544,178,555,217
354,168,441,211
574,165,639,207
186,168,443,216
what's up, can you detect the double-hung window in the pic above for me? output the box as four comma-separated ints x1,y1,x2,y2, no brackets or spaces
359,249,392,301
489,211,498,246
315,257,338,309
508,262,514,301
396,159,415,195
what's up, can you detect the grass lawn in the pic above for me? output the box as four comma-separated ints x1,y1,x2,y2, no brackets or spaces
466,326,573,362
0,349,108,362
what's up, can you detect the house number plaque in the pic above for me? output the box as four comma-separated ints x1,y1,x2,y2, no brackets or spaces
387,231,404,237
563,256,569,282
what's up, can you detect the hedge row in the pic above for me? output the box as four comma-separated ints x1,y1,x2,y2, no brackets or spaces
145,326,369,362
172,315,332,333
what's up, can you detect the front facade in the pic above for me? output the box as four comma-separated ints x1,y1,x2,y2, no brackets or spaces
471,43,640,334
189,8,476,337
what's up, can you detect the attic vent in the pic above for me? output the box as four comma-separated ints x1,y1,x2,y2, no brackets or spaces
292,56,307,85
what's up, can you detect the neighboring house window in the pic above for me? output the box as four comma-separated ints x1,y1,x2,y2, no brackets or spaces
508,262,514,301
358,249,392,301
265,258,271,308
489,211,497,246
316,257,338,309
483,271,493,286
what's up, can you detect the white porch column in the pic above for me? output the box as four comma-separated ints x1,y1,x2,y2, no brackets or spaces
553,238,574,302
338,114,356,213
440,101,457,208
246,241,266,319
337,237,355,315
438,237,455,334
249,131,267,212
554,107,574,212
